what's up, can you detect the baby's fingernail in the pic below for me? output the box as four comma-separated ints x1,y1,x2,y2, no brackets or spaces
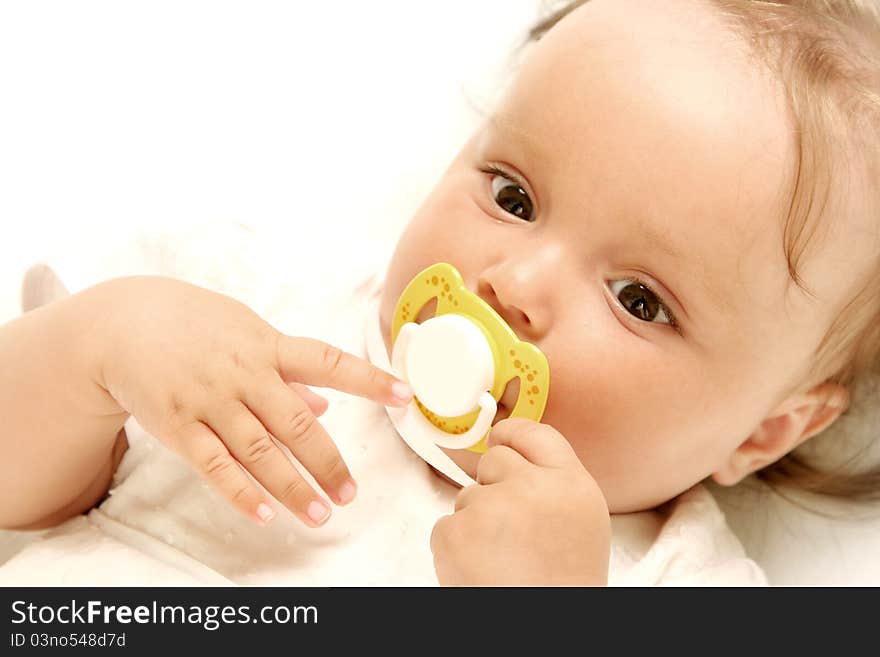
307,500,331,525
256,503,276,524
391,380,413,402
338,479,357,505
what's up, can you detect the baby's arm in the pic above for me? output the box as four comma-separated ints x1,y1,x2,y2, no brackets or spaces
0,281,130,529
0,276,412,531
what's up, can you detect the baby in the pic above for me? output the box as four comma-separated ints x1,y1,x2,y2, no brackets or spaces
2,0,879,585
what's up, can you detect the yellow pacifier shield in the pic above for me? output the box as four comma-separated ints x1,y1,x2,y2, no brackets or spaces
391,262,550,453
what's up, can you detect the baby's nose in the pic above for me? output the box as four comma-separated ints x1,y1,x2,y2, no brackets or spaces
477,275,549,340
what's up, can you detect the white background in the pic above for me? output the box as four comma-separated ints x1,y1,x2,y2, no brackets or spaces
0,0,538,317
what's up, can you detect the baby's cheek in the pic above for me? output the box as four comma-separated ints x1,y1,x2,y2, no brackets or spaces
386,215,472,294
537,341,669,477
540,380,612,464
545,339,745,511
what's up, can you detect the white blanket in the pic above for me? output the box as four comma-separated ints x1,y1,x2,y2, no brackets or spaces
0,224,766,586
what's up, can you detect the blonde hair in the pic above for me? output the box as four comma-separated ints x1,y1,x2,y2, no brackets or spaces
530,0,880,502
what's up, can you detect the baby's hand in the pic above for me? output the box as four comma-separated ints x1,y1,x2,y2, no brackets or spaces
89,276,412,527
430,418,611,586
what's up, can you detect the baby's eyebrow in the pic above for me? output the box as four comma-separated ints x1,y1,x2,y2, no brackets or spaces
486,113,546,162
633,215,684,261
631,213,738,321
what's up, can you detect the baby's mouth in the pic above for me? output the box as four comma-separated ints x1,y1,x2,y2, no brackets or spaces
492,377,521,424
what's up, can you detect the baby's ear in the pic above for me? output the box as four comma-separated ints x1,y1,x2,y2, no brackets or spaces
711,381,850,486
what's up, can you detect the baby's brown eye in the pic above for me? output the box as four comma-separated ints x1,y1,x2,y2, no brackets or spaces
608,279,672,325
490,175,535,222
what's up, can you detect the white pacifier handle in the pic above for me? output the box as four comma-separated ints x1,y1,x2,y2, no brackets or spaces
430,392,495,450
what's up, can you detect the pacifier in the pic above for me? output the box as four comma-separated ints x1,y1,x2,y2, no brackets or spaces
389,262,550,453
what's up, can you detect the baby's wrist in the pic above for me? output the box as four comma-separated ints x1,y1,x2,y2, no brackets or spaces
66,277,136,416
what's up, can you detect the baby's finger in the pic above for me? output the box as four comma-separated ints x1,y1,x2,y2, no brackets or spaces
288,382,329,417
453,483,492,512
246,375,356,506
485,418,577,468
475,445,530,485
207,402,331,528
173,420,275,526
276,335,413,407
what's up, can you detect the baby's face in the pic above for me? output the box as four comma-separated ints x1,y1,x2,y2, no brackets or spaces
379,0,867,512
